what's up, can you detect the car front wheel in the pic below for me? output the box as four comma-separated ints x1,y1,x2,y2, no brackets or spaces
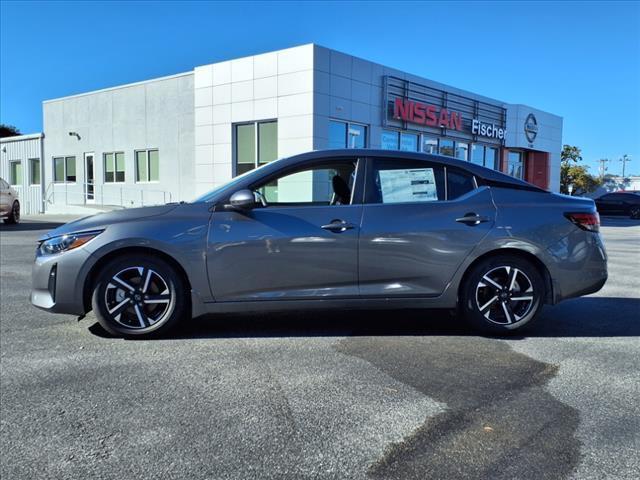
4,201,20,224
461,255,545,334
91,254,187,338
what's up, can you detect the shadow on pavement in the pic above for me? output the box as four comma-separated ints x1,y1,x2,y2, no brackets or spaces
88,296,640,340
0,220,65,232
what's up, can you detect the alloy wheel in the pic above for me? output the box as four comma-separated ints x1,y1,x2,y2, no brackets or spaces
104,266,173,329
475,266,535,325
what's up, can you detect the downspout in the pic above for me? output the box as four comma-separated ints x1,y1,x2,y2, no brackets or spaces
40,133,46,213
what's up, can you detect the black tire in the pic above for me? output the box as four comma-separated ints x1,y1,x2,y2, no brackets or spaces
460,255,545,335
630,206,640,220
4,201,20,224
91,254,188,338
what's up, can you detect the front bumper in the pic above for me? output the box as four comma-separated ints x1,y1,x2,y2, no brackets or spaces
31,246,95,316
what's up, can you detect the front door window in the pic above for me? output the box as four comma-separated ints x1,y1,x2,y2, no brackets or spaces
254,161,357,207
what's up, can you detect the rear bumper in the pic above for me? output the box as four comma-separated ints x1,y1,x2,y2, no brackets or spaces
547,230,608,303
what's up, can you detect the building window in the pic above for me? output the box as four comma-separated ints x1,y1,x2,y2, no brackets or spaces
439,139,455,157
29,158,40,185
472,145,500,170
400,133,418,151
235,120,278,176
135,149,159,182
422,136,438,154
104,152,125,183
470,144,485,166
486,147,499,170
455,142,469,161
329,120,367,149
9,161,22,186
507,151,524,179
380,130,418,151
258,121,278,164
53,156,76,183
381,130,399,150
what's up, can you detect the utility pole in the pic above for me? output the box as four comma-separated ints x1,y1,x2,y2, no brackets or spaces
620,154,631,178
598,158,610,180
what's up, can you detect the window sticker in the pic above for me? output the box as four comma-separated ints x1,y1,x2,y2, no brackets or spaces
378,168,438,203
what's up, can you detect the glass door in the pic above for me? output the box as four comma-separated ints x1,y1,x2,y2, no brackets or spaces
507,151,525,179
84,153,95,203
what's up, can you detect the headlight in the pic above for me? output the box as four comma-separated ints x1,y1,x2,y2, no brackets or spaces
39,230,103,255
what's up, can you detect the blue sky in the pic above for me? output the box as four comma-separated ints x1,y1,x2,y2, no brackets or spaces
1,0,639,174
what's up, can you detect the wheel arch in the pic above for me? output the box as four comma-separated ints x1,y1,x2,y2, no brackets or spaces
83,246,192,313
458,248,554,305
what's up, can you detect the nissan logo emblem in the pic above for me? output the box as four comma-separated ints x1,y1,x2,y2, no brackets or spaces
524,113,538,143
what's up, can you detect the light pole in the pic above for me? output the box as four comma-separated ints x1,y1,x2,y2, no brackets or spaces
620,154,631,178
598,158,609,180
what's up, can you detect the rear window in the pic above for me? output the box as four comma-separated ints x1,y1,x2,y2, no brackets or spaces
447,169,476,200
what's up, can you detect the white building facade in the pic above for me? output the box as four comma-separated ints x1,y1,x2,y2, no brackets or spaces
9,44,563,214
0,133,44,215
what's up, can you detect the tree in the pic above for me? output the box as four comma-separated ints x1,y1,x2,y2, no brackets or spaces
0,124,21,138
561,144,582,163
560,144,602,195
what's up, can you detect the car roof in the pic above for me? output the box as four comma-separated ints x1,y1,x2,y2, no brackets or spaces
283,149,545,192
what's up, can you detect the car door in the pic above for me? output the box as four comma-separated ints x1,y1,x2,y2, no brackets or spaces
358,156,496,297
207,158,363,301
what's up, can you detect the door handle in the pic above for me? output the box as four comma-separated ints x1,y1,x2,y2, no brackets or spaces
456,213,490,226
321,220,356,232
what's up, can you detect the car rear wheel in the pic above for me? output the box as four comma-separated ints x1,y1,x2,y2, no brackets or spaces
4,201,20,224
461,255,545,334
630,206,640,220
91,254,187,338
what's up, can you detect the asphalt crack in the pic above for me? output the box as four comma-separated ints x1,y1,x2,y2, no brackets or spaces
335,336,581,480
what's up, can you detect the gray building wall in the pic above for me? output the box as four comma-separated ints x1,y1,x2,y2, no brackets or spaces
43,72,194,212
0,133,44,215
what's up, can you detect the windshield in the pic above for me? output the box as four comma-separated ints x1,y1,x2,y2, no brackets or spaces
191,157,287,203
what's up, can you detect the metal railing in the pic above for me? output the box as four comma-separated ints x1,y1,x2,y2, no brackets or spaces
45,181,173,209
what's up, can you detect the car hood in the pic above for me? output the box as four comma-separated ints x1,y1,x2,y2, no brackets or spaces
39,204,179,241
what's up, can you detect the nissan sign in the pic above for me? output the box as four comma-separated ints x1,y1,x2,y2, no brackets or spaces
524,113,538,143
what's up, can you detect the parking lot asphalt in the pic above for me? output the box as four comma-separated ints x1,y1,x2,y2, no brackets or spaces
1,215,639,480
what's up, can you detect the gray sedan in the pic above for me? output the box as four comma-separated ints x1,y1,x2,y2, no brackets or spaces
31,150,608,337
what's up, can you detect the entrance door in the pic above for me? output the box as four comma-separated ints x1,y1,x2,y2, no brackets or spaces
84,153,95,203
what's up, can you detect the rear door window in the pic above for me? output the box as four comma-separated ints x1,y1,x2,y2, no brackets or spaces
447,169,476,200
366,158,445,204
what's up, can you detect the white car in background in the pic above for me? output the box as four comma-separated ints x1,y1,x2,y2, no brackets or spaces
0,177,20,224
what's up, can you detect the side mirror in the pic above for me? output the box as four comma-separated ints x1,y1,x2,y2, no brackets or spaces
228,189,257,210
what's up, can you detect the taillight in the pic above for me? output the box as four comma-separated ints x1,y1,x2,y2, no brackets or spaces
565,212,600,232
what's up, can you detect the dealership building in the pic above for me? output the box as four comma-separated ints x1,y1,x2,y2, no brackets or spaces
1,44,562,215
